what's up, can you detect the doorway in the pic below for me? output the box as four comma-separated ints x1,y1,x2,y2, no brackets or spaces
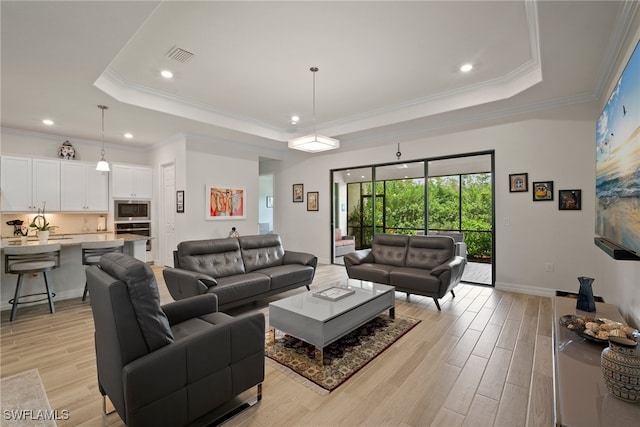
160,162,176,267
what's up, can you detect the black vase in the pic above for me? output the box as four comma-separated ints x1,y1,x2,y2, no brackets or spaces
576,276,596,312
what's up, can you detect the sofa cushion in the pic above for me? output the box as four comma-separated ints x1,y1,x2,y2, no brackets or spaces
239,234,285,273
405,236,454,270
177,238,245,278
207,273,270,306
257,264,315,290
371,234,409,267
100,253,174,352
347,263,395,285
390,267,441,294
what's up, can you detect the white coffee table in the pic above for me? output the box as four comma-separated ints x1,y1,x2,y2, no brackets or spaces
268,279,395,363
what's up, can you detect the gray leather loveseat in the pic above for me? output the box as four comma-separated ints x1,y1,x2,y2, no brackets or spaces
163,234,317,311
343,234,466,310
86,252,265,427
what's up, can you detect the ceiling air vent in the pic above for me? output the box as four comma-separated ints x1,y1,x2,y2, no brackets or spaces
165,46,194,63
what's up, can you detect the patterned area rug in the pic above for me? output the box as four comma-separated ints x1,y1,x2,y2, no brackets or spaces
0,369,57,426
266,314,420,393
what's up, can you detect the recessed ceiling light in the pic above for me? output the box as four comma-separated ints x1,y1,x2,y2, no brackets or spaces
42,119,54,125
124,133,133,139
161,70,174,79
460,63,473,73
291,115,300,124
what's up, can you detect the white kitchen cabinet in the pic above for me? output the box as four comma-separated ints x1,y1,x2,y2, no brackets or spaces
111,164,153,199
1,155,61,212
60,161,109,212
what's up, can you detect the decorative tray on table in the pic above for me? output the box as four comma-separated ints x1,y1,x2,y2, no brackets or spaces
312,286,355,301
559,314,637,345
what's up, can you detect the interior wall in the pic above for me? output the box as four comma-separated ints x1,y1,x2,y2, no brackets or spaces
181,138,260,240
273,118,639,327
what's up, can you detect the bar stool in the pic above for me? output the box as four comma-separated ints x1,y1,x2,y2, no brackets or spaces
4,243,61,322
81,239,124,301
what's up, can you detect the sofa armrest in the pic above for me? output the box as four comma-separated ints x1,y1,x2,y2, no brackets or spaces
161,294,219,325
162,268,217,300
284,250,317,267
121,312,265,423
430,256,465,277
343,249,373,266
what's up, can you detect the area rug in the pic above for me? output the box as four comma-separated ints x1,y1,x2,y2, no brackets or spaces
0,368,57,426
266,314,420,393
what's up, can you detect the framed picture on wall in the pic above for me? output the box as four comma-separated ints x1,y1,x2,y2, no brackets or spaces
205,186,245,220
509,173,528,192
176,190,184,213
307,192,319,211
533,181,554,201
293,184,304,202
559,189,581,210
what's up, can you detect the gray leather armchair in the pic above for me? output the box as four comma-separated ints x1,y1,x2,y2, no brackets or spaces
86,252,264,427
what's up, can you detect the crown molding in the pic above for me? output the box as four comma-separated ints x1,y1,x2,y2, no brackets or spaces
94,68,291,142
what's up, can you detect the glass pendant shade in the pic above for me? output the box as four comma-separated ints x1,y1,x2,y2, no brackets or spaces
288,134,340,153
96,158,110,171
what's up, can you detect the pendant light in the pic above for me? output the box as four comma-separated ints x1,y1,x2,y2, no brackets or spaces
96,105,110,172
288,67,339,153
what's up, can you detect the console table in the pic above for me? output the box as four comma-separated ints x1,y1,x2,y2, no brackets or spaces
552,297,640,426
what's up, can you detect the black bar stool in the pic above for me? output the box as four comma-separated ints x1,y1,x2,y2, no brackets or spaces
81,239,124,301
4,243,61,322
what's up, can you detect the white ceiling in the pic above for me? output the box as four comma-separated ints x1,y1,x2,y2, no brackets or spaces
1,1,637,155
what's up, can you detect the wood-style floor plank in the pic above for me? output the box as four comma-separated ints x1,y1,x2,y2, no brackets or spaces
0,264,554,426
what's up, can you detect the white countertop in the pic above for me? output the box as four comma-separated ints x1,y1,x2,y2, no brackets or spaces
1,233,148,249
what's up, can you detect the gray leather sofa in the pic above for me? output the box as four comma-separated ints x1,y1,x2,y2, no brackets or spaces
163,234,317,311
86,252,265,427
343,234,466,310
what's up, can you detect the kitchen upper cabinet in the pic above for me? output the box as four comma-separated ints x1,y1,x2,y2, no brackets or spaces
1,155,61,212
111,164,153,199
60,161,109,212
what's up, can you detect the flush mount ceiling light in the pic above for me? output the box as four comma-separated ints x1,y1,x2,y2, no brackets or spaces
96,105,110,172
460,63,473,72
288,67,339,153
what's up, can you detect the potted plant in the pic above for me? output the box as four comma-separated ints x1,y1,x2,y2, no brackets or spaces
29,203,50,243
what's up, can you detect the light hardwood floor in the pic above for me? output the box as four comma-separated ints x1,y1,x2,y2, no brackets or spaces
0,264,554,426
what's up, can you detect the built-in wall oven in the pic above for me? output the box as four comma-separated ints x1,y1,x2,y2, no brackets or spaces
114,200,151,251
115,222,151,251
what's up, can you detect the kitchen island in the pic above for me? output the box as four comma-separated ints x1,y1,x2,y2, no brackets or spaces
1,233,149,312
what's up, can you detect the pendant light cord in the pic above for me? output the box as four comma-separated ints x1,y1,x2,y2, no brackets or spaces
311,67,318,135
98,105,108,157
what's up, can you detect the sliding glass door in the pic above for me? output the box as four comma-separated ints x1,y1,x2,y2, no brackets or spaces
331,152,494,286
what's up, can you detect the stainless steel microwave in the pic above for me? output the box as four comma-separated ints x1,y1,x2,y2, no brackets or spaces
114,200,150,222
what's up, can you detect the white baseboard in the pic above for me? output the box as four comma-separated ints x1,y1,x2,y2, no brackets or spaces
494,281,557,298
